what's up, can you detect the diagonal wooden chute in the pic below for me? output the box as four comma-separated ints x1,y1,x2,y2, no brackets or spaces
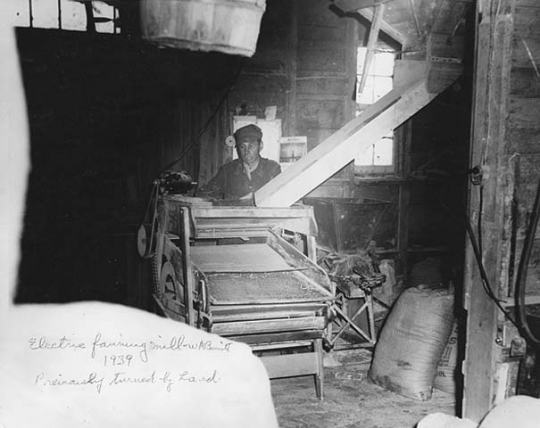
255,76,451,208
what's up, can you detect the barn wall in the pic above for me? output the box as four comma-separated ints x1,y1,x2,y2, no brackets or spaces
228,0,357,144
462,0,540,418
509,0,540,297
14,28,236,307
222,0,358,195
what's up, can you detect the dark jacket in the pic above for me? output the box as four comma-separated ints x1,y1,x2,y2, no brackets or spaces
198,158,281,200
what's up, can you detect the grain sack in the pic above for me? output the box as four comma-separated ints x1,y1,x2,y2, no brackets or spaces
409,257,444,288
434,319,459,394
368,285,454,400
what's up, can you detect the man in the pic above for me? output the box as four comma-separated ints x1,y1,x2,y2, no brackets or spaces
198,124,281,200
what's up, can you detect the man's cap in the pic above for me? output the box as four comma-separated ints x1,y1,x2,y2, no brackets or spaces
234,124,262,146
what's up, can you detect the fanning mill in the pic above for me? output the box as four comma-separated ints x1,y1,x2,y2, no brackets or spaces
138,180,334,398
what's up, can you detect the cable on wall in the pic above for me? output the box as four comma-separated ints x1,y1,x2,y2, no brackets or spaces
514,176,540,346
160,59,246,175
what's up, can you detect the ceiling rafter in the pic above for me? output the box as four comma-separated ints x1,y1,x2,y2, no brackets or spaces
358,3,385,95
332,0,396,11
357,8,406,45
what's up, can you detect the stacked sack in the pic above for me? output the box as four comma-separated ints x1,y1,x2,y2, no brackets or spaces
368,284,455,400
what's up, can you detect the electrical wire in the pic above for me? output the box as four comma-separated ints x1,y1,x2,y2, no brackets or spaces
450,165,540,343
438,173,518,328
464,210,518,328
138,180,159,259
515,176,540,346
159,59,246,175
514,25,540,346
137,60,247,258
147,181,160,256
477,184,483,256
466,178,518,327
141,180,159,226
159,91,228,174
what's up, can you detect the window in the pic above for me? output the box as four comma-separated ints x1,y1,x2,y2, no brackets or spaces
355,47,396,175
8,0,119,34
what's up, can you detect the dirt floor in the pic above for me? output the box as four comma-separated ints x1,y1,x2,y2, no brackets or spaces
270,349,456,428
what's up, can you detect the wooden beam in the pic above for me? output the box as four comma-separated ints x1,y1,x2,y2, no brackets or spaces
462,0,516,421
211,317,325,336
357,8,406,45
358,4,386,96
255,76,449,207
408,0,422,39
397,183,410,282
285,1,298,137
333,0,394,11
431,0,473,35
394,59,429,87
426,33,466,92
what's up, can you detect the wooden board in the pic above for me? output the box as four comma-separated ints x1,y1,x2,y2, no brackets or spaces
516,0,540,8
508,97,540,127
507,126,540,153
357,8,406,45
188,205,318,237
212,308,319,323
512,36,540,68
190,244,293,273
394,59,429,88
463,1,515,420
357,3,385,96
206,270,332,305
515,6,540,37
228,330,323,346
211,316,325,336
431,0,473,34
261,352,320,379
255,78,444,207
510,67,540,98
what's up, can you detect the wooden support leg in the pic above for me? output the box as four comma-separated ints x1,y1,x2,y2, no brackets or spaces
366,294,376,345
332,298,373,344
306,235,317,262
314,338,324,400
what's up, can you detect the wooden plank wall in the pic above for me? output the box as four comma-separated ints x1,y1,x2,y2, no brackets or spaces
227,0,290,120
463,0,540,420
298,0,358,196
509,0,540,298
294,0,357,151
226,0,358,196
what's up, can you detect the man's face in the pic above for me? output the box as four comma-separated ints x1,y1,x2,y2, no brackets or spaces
237,140,262,166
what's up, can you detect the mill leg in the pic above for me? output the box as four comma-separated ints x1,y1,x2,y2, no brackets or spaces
314,338,324,400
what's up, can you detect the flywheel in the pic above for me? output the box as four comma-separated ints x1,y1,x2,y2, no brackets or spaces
137,223,156,259
158,261,185,305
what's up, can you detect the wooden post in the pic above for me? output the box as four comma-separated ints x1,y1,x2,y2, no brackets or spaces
285,1,298,137
357,8,406,46
397,183,410,283
180,207,195,327
462,0,516,421
396,119,412,281
357,4,385,96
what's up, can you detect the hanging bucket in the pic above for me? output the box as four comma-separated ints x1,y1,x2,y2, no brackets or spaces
140,0,266,57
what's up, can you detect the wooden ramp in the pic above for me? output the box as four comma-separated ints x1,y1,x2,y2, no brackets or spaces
255,77,447,208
